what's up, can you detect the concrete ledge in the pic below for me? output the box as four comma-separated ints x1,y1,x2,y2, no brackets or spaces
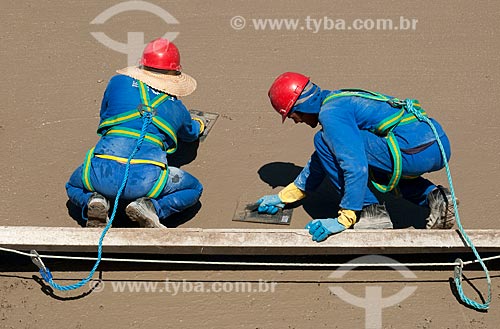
1,226,499,255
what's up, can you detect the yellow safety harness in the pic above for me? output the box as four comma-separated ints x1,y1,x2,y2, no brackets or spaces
81,81,175,198
322,89,428,193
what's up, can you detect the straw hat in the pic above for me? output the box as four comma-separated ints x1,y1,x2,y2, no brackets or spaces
116,38,197,97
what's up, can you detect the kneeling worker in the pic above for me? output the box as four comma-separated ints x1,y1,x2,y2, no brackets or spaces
256,72,456,241
66,38,205,228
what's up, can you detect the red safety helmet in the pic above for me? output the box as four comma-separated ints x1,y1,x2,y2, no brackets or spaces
268,72,310,122
140,38,182,72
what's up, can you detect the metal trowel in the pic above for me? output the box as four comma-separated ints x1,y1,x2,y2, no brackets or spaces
189,109,219,141
232,200,293,225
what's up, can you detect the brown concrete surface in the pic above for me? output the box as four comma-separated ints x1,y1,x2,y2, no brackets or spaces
1,0,499,328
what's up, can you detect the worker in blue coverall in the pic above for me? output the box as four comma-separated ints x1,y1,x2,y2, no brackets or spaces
256,72,456,241
66,38,205,228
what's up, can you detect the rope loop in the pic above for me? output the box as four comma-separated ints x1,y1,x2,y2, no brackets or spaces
402,98,491,310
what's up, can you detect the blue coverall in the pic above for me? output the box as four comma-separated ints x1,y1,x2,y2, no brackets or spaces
293,89,451,211
66,75,203,221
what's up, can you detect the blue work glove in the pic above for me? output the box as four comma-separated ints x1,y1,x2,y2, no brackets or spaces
256,194,285,215
305,218,347,242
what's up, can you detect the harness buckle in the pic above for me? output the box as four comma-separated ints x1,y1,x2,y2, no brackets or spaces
387,98,405,108
137,103,157,117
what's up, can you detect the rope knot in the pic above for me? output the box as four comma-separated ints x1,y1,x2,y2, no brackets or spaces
404,98,425,121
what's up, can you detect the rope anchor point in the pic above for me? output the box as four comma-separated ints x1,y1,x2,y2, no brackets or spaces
30,250,53,282
454,258,464,283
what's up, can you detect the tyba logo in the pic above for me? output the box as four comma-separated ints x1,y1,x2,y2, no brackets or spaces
90,1,179,65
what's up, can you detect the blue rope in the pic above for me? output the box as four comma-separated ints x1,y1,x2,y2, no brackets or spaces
37,112,154,291
404,99,491,310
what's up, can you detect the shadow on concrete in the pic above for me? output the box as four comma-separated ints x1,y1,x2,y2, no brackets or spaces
370,186,429,229
258,161,303,188
32,274,102,301
164,201,202,228
1,253,498,273
66,200,86,227
448,276,488,312
167,139,200,168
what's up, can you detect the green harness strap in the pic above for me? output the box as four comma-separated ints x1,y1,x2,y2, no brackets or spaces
322,89,427,193
104,127,166,150
98,81,178,154
82,147,96,192
81,147,169,199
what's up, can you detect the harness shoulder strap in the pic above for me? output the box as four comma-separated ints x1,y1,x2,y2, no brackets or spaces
137,80,171,110
97,81,177,153
98,110,141,133
137,81,178,154
151,116,178,154
322,89,391,106
136,80,170,114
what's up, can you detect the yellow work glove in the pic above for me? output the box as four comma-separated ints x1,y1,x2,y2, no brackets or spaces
337,209,357,228
192,117,206,135
278,182,306,203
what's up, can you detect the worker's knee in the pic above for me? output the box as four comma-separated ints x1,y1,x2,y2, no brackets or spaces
167,166,203,196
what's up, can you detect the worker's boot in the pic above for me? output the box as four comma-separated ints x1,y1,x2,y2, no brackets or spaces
353,204,393,229
425,186,456,229
86,192,110,228
126,197,165,228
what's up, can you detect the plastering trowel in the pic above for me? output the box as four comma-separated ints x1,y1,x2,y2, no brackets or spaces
232,200,293,225
189,109,219,141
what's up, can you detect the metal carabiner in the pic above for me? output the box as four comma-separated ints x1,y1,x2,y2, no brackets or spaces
454,258,464,283
387,98,405,108
137,103,157,117
30,250,53,282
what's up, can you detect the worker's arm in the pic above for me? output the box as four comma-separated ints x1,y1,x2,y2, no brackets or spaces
319,104,368,211
302,102,366,242
293,150,327,193
176,103,205,142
